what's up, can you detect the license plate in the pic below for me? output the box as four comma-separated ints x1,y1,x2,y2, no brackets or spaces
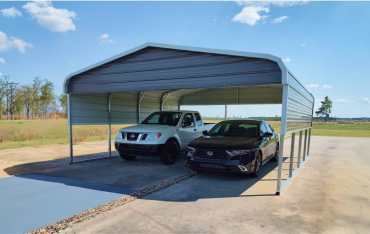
199,163,224,169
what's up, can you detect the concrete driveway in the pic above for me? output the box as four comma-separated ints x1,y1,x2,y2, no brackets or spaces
0,144,193,234
62,136,370,234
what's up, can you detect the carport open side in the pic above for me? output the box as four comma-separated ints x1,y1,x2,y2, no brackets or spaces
64,43,314,195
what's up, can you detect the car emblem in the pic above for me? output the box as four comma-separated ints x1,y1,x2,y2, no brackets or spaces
206,151,214,156
129,134,136,138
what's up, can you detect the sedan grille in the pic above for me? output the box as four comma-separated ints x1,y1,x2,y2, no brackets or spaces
195,148,228,160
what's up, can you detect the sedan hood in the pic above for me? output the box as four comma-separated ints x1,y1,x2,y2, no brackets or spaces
120,124,176,133
189,136,260,149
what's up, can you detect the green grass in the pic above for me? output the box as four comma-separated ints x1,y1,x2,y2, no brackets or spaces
0,119,369,150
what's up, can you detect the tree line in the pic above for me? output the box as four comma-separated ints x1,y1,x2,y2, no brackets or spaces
0,76,67,120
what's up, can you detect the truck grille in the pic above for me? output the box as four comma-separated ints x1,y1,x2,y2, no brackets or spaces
126,132,139,141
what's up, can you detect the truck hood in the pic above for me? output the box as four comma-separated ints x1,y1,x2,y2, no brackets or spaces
120,124,176,133
189,136,260,149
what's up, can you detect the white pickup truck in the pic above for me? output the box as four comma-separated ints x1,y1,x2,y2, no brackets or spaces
115,110,207,164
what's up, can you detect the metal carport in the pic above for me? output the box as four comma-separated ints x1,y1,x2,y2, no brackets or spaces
64,43,314,195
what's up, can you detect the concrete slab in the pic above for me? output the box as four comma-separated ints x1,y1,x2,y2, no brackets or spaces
62,136,370,234
0,174,129,234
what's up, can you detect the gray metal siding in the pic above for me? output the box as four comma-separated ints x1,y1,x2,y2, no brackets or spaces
180,86,282,105
110,92,137,124
286,73,314,131
69,47,281,94
70,94,108,125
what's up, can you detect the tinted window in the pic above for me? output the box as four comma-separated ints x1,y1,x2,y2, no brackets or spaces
142,112,182,126
182,113,195,128
194,113,202,121
208,121,258,137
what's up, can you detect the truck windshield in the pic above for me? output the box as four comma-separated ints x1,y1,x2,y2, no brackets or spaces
142,112,182,126
208,121,259,137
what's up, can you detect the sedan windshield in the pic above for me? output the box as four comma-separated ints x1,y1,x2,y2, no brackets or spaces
208,121,259,137
142,112,182,126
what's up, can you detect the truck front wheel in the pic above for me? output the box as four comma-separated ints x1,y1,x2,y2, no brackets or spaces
160,139,179,165
118,151,136,161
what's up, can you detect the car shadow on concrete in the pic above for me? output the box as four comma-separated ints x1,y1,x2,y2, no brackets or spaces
3,152,282,201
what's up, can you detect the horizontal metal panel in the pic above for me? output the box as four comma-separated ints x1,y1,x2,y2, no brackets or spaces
71,71,281,94
286,83,313,131
70,94,108,125
181,86,282,105
69,47,281,94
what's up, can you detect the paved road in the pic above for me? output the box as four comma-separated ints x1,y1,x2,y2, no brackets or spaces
63,136,370,234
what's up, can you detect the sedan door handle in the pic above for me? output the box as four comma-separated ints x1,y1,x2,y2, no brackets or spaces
194,129,197,131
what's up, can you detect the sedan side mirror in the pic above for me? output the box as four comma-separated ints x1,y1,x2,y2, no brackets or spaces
202,130,208,135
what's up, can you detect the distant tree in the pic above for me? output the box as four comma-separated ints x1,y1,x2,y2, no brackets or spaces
31,77,42,118
17,85,34,119
59,94,67,114
315,96,332,120
0,77,6,119
40,80,55,118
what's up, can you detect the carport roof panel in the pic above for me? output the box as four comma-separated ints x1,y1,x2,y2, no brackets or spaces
64,43,291,94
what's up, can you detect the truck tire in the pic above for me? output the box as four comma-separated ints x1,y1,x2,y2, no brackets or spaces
118,151,136,161
160,139,179,165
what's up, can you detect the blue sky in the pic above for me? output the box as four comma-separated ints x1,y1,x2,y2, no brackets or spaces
0,1,369,118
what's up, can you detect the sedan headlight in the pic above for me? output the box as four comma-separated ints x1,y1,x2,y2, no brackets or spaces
186,146,196,157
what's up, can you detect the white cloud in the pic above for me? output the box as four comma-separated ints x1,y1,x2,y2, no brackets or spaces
362,97,370,104
233,6,269,26
322,84,333,89
282,57,291,63
233,1,308,26
306,83,333,90
336,98,350,103
0,7,22,18
271,16,288,24
0,31,33,53
23,1,76,32
99,33,113,44
0,57,5,64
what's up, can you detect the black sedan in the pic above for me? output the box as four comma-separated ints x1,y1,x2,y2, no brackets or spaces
186,120,279,176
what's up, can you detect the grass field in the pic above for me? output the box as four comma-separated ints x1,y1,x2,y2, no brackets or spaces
0,119,369,150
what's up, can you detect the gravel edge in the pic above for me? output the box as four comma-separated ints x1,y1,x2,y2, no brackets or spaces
29,171,195,234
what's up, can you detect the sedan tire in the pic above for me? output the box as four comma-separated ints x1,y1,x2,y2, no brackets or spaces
251,152,262,177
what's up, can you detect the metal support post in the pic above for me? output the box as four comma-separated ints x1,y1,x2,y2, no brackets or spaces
297,130,303,168
289,132,296,178
303,129,308,161
276,84,288,195
307,128,312,157
107,93,112,157
67,94,74,164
